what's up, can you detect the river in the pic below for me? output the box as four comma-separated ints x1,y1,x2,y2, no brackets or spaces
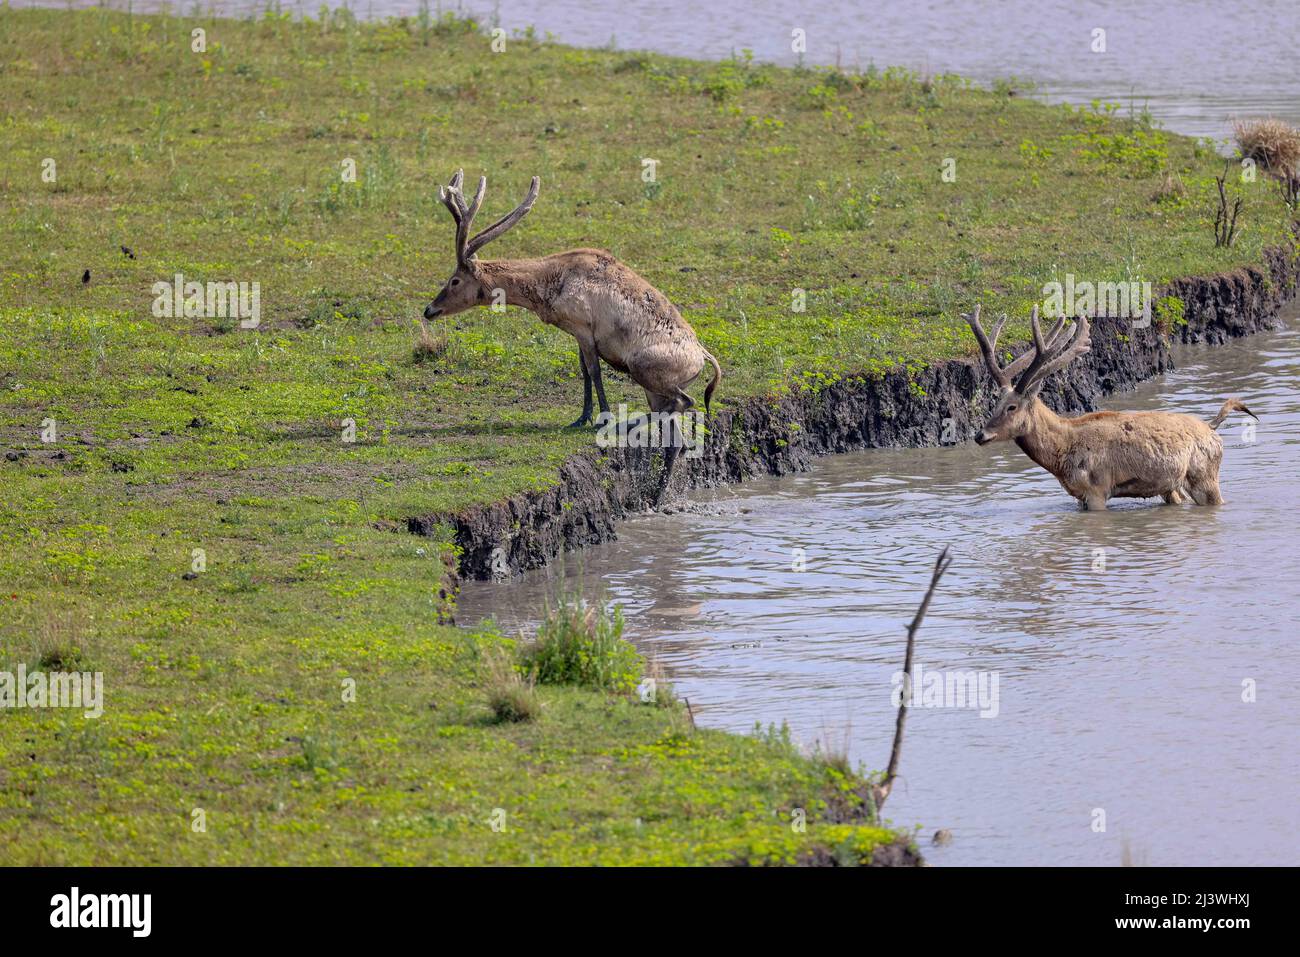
30,0,1300,141
458,313,1300,866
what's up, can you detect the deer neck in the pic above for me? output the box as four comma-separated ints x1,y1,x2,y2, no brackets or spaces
1014,400,1071,476
474,259,554,314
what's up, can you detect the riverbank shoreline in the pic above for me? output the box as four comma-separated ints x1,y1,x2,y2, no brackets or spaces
424,246,1299,585
2,7,1296,866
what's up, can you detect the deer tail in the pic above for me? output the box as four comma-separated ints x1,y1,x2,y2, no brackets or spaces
702,349,722,415
1208,397,1258,430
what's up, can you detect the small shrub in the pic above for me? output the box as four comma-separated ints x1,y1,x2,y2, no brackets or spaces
298,294,370,329
1070,103,1169,176
23,611,89,672
613,54,651,74
700,50,768,102
520,594,641,693
1018,138,1054,166
299,734,339,772
37,642,84,671
752,720,797,755
1152,294,1186,335
427,10,479,39
810,720,858,777
812,739,854,777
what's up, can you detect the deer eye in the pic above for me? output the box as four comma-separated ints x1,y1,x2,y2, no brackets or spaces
451,278,460,286
1006,403,1018,412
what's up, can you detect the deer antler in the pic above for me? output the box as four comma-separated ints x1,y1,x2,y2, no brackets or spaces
1014,311,1091,397
1004,306,1066,383
964,304,1076,392
438,169,487,267
464,176,540,260
437,170,540,265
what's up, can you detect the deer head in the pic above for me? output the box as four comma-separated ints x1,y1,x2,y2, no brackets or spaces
963,304,1091,444
424,169,541,320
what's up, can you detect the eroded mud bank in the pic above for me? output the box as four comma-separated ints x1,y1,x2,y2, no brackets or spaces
414,247,1298,582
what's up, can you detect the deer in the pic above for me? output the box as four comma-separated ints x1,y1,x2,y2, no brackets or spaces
963,304,1257,509
423,170,722,505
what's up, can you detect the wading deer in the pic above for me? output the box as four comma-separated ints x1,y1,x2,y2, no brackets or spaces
423,170,722,504
963,305,1256,509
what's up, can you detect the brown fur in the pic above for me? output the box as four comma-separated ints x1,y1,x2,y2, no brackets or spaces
425,171,722,504
965,305,1257,510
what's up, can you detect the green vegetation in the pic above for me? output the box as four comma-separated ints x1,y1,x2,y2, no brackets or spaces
521,595,640,694
0,7,1295,864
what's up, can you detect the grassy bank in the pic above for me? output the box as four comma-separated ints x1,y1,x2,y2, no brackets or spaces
0,6,1294,864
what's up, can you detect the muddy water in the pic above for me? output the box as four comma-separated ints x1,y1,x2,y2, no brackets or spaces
458,312,1300,866
50,0,1300,141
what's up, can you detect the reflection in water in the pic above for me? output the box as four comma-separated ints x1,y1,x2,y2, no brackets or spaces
459,316,1300,865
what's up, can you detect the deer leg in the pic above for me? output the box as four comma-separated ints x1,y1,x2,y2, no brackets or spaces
1081,490,1109,511
654,432,681,507
646,393,680,507
565,358,594,429
591,360,611,416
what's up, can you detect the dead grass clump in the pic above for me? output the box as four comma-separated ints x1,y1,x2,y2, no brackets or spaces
1234,117,1300,177
412,320,449,363
483,648,540,723
1152,169,1186,203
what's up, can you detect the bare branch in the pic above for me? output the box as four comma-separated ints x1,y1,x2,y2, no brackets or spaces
875,546,953,812
1214,167,1244,248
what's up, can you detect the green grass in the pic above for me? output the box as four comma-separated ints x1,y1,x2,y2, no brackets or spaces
0,6,1294,864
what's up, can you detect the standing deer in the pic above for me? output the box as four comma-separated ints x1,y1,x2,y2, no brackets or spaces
423,170,721,505
963,304,1256,509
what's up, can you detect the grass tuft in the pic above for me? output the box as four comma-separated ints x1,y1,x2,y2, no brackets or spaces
1234,117,1300,177
412,320,448,363
520,594,642,693
483,648,541,723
